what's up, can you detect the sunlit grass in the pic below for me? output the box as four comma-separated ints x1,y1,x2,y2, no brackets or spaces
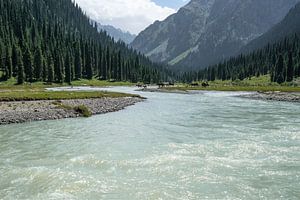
0,78,134,90
169,75,300,92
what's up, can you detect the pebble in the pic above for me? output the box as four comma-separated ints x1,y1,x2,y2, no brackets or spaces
0,97,143,125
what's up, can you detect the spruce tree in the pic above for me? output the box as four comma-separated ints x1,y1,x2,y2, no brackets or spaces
47,56,54,83
286,51,294,82
42,58,48,82
11,45,18,77
54,53,64,83
17,51,25,85
34,47,43,81
276,54,285,84
5,47,13,79
74,43,82,80
23,45,33,83
65,52,72,84
85,51,93,80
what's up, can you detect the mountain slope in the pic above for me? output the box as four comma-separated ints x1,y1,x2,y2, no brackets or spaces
0,0,165,84
242,3,300,53
97,23,136,44
182,3,300,84
131,0,300,71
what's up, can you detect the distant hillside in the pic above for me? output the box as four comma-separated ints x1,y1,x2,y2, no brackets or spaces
131,0,300,71
242,3,300,53
182,3,300,84
97,23,136,44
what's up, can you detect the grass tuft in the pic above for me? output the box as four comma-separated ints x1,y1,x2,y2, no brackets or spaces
73,105,92,117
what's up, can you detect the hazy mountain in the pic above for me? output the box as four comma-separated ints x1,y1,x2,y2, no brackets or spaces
97,23,136,44
131,0,300,71
242,2,300,53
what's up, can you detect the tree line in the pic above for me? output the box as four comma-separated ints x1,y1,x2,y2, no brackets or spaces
180,34,300,84
0,0,170,84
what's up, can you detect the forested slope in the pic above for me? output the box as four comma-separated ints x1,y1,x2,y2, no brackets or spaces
180,3,300,84
0,0,167,84
181,34,300,84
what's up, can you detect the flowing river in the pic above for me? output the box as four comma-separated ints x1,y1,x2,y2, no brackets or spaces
0,87,299,200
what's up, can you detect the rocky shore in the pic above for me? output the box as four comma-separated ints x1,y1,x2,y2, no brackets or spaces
240,91,300,103
0,97,143,125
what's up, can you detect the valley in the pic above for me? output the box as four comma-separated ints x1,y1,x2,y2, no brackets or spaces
0,0,300,199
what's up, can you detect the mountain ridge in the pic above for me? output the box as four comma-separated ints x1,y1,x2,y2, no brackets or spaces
131,0,300,71
97,23,136,44
242,2,300,53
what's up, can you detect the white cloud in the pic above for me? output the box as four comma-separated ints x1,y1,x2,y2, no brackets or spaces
74,0,176,34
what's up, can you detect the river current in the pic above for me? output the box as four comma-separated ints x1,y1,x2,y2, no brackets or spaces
0,87,299,199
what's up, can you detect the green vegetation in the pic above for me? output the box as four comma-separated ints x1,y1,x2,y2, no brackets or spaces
0,90,139,102
181,34,300,85
74,105,92,117
169,75,300,92
0,0,169,86
0,78,133,90
53,101,92,117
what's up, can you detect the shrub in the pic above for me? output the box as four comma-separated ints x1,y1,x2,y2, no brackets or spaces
74,105,92,117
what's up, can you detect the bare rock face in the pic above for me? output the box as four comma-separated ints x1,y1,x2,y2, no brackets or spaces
131,0,300,71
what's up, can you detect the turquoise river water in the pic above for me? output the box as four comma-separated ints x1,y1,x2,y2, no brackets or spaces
0,87,299,200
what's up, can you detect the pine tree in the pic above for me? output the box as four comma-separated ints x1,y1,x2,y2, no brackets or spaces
65,52,72,84
42,58,48,82
47,56,54,83
5,46,13,79
276,54,285,84
23,45,33,82
17,51,25,85
11,44,18,77
34,47,43,81
286,51,294,82
54,53,64,83
85,50,93,80
74,43,82,80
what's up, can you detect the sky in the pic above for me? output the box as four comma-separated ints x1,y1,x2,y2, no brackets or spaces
74,0,189,35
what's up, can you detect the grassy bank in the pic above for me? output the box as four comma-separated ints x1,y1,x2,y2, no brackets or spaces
0,78,139,101
169,76,300,92
0,90,140,102
0,78,133,90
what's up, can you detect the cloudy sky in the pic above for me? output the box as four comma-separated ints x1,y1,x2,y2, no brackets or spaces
74,0,189,34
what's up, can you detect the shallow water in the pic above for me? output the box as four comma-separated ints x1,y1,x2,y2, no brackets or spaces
0,87,299,199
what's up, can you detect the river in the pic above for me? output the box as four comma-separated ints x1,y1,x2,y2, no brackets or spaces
0,87,299,199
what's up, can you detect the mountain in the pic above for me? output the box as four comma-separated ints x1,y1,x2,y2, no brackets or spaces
131,0,300,71
0,0,166,84
242,2,300,53
97,23,136,44
182,3,300,84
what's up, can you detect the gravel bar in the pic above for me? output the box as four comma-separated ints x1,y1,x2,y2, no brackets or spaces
0,97,143,125
240,91,300,103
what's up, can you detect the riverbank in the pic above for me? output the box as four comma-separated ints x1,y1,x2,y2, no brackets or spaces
239,91,300,103
139,87,300,103
0,97,143,125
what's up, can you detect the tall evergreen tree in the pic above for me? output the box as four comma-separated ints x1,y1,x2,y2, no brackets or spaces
74,43,82,80
47,56,54,83
286,51,294,82
23,45,33,82
34,47,43,81
11,45,18,77
5,46,13,79
276,54,285,84
17,50,25,85
65,52,72,84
